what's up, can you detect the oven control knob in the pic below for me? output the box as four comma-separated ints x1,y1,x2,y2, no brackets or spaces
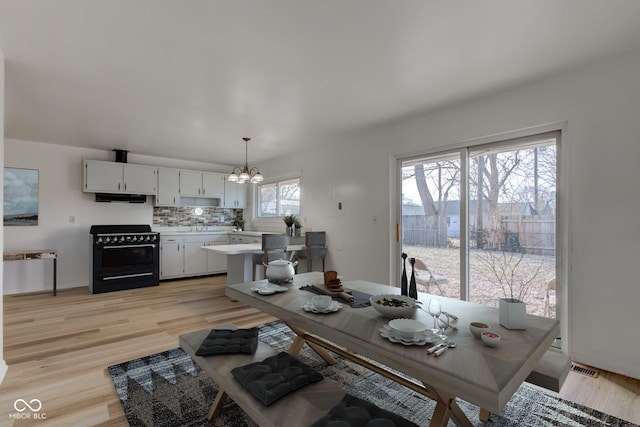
132,236,137,241
120,236,126,242
105,237,110,243
97,237,103,243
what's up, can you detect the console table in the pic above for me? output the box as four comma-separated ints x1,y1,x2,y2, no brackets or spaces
3,249,58,296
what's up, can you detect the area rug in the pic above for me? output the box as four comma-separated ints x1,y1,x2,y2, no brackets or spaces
108,321,637,427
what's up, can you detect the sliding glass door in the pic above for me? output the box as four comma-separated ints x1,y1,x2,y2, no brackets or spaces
399,132,558,318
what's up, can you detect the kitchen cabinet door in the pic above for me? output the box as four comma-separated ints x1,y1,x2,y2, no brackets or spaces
224,181,247,208
202,172,225,199
123,164,157,195
160,238,183,279
184,240,208,276
84,160,123,193
156,168,180,206
179,170,203,196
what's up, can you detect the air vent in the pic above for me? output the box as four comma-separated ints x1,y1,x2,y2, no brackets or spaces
571,363,599,378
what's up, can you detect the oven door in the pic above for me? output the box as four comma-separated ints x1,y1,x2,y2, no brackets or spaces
92,243,159,293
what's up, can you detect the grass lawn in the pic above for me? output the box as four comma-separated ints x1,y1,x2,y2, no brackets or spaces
403,245,556,318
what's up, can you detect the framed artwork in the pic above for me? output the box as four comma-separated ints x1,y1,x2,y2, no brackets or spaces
4,167,39,226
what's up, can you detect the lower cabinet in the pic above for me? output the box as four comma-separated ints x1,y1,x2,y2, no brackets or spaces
160,237,183,279
160,234,229,280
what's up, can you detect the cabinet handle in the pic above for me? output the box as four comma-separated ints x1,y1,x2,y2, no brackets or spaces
124,183,127,191
118,183,121,191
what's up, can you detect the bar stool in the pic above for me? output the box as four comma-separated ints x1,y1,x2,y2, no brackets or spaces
252,234,289,280
295,231,326,272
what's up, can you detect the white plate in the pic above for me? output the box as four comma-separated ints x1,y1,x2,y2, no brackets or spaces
251,284,288,295
302,301,341,314
379,325,436,346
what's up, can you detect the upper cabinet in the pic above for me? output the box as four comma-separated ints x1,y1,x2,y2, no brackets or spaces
224,180,247,208
84,160,156,194
156,168,180,206
179,170,225,198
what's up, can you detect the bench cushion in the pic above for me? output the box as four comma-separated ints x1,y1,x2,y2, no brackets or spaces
195,327,259,356
311,394,418,427
231,351,323,406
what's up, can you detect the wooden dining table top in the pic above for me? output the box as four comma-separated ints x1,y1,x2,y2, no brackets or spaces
226,272,560,414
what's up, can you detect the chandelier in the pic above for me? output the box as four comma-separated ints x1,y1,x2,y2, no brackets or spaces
227,137,264,184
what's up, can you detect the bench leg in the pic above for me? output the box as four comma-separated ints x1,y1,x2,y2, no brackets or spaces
207,389,229,420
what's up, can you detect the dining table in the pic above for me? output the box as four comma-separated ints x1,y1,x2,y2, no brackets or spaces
226,272,560,427
202,242,305,285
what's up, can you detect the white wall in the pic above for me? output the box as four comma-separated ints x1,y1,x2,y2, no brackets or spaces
2,141,232,293
254,48,640,380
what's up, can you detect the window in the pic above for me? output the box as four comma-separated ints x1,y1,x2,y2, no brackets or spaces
257,178,301,217
399,131,559,319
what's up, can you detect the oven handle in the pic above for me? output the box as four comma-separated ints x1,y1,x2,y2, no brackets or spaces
103,272,154,281
103,244,157,249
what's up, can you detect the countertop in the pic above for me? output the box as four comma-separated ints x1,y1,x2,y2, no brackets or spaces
152,227,280,236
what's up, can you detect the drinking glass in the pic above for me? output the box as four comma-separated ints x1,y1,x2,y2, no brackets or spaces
428,299,447,339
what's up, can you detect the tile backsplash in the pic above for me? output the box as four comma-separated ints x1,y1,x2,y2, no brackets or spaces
153,206,243,227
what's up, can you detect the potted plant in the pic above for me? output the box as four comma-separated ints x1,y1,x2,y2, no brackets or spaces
293,217,302,237
283,215,296,236
475,246,545,330
234,218,245,231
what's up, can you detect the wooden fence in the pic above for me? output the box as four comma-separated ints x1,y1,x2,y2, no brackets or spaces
501,214,555,256
402,215,448,247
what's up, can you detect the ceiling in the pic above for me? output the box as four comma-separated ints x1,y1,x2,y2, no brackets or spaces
2,1,640,166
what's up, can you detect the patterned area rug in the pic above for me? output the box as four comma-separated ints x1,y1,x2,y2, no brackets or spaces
108,321,637,427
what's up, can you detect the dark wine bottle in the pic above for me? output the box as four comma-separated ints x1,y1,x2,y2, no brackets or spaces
409,257,417,299
401,253,408,296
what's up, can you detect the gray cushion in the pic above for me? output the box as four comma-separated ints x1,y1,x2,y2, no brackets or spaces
195,328,258,356
231,351,323,406
310,394,418,427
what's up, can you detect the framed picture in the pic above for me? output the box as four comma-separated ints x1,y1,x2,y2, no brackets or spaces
4,167,39,226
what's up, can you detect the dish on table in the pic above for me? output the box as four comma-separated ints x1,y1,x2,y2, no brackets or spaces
379,324,436,346
369,294,417,318
302,301,341,314
250,284,288,295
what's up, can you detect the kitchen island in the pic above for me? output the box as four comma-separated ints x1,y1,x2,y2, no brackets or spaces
202,243,304,284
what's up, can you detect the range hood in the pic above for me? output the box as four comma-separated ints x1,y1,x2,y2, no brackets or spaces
95,193,147,203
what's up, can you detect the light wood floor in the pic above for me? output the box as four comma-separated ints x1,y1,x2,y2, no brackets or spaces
1,276,639,426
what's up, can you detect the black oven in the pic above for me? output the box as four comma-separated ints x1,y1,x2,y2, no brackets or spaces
90,225,159,294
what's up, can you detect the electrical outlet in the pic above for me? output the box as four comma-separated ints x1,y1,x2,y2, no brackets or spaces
69,215,76,223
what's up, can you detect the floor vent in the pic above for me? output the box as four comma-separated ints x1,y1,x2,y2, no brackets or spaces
571,363,600,378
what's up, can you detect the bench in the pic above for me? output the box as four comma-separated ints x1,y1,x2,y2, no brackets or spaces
525,348,571,392
179,324,346,427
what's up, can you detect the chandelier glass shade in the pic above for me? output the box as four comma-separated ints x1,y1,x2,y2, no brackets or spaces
227,137,264,184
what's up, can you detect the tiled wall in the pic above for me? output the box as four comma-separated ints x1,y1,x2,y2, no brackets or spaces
153,206,243,227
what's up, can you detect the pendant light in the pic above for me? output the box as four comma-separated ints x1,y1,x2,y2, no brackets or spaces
227,137,264,184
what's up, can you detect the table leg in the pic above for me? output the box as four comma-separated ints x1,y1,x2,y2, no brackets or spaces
285,322,337,365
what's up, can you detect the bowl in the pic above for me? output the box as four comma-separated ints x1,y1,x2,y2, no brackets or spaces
388,318,426,340
469,322,490,338
481,331,501,347
311,295,332,311
369,294,416,319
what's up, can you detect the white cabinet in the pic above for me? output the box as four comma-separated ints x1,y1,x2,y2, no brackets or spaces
184,235,209,276
180,170,226,198
124,164,157,194
156,168,180,206
160,236,183,279
202,172,225,198
84,160,157,195
206,234,229,273
224,181,247,208
159,233,229,279
229,233,261,244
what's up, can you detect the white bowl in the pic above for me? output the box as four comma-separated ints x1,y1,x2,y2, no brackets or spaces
370,294,416,319
469,321,490,338
311,295,332,311
388,318,426,340
481,331,501,347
